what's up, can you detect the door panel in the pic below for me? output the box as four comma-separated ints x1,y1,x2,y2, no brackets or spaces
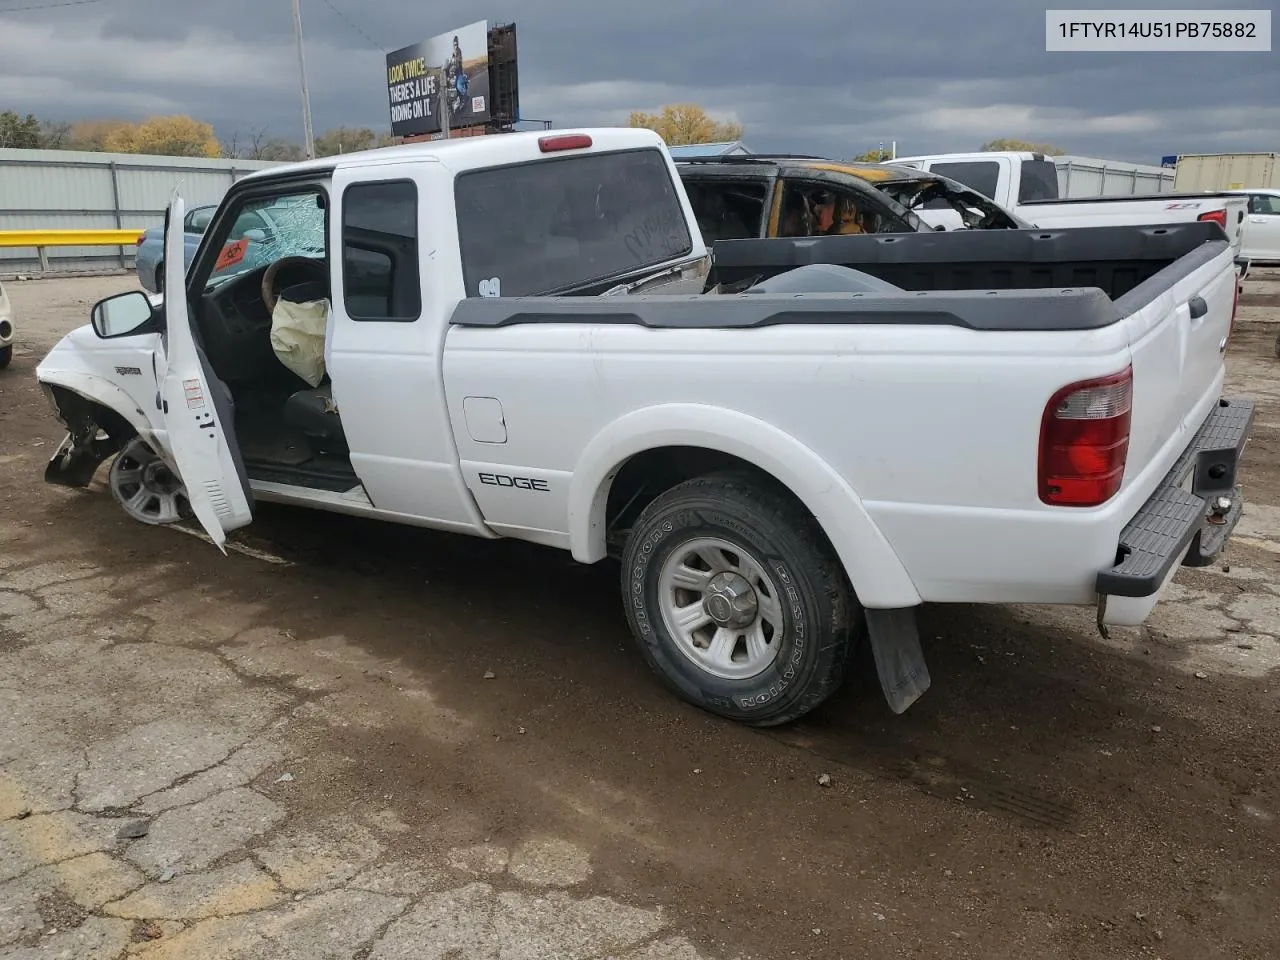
325,163,487,531
157,196,254,550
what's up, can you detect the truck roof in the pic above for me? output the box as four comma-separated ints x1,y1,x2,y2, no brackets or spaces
891,151,1049,163
235,127,671,183
676,155,933,184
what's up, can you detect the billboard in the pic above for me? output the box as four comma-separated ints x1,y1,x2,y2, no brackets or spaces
386,20,491,138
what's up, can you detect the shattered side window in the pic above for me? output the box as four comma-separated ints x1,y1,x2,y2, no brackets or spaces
206,191,327,289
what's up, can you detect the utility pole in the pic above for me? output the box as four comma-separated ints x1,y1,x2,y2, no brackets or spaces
291,0,316,159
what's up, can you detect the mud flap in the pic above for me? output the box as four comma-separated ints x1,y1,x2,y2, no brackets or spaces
865,607,931,714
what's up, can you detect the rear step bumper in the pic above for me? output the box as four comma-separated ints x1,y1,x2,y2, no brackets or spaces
1096,396,1254,603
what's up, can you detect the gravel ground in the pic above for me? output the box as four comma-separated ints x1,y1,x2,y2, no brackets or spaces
1,270,1279,960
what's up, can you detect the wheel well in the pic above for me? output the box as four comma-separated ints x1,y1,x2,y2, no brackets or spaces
48,385,137,443
603,446,804,556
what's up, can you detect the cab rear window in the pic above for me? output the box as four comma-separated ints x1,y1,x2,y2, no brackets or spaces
454,147,693,297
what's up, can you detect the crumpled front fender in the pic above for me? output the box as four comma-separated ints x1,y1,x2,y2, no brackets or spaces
38,353,165,487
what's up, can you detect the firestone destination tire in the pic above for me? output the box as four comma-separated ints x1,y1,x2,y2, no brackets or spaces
620,470,859,726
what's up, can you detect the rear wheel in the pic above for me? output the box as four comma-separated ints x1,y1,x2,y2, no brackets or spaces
620,470,859,726
154,262,164,295
109,437,189,525
0,345,11,370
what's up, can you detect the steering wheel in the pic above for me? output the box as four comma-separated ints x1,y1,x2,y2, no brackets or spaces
261,257,328,314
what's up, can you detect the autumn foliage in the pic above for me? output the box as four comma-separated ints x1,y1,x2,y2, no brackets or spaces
98,115,222,157
628,104,743,145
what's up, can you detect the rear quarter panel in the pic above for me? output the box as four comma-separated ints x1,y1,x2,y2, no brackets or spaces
441,314,1139,605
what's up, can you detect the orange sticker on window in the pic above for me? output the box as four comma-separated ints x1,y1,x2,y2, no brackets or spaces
215,238,249,270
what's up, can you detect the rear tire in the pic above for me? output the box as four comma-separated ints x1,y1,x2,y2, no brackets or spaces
620,470,859,727
0,345,11,370
154,262,164,295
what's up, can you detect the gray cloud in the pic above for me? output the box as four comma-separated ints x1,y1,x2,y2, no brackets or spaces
1,0,1276,164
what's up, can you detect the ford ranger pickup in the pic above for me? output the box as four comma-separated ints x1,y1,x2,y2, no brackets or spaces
34,128,1254,727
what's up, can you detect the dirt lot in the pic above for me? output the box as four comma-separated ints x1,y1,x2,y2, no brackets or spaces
2,271,1280,960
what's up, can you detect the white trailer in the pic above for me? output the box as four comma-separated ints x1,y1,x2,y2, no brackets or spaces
1174,153,1280,192
1054,155,1174,197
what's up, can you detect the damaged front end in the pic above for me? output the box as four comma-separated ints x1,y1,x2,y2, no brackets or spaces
41,384,131,487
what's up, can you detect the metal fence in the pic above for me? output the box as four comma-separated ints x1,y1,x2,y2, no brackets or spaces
0,148,281,276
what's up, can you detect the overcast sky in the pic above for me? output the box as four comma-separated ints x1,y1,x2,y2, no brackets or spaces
0,0,1275,163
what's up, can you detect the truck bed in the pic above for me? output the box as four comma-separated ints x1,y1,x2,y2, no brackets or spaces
704,221,1226,302
449,222,1229,334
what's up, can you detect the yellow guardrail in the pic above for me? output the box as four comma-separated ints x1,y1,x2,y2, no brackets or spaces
0,229,145,274
0,229,145,248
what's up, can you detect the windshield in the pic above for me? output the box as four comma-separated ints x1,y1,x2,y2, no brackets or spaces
206,192,326,289
454,147,694,297
879,177,1022,229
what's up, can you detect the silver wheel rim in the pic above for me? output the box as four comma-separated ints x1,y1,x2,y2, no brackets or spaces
657,536,785,681
109,437,188,525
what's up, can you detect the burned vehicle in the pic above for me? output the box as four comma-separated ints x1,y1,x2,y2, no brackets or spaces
676,155,1029,243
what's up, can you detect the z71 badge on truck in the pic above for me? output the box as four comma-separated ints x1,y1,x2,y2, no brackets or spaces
34,128,1253,727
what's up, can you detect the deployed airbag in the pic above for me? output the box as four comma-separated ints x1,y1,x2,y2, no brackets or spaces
270,297,330,387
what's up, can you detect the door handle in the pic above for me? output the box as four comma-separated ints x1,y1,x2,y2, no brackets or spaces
1188,295,1207,320
1250,216,1266,223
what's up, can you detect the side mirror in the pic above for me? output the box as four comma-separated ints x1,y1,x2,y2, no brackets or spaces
91,290,159,339
242,228,267,242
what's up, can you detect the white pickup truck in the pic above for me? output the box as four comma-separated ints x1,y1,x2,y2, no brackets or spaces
888,151,1250,264
35,128,1254,727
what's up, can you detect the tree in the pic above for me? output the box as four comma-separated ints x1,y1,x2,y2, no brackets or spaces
313,127,398,157
222,126,306,162
38,120,71,149
314,126,376,156
628,104,743,145
980,138,1066,156
851,147,891,162
0,110,42,149
103,115,221,158
256,138,307,162
66,119,133,152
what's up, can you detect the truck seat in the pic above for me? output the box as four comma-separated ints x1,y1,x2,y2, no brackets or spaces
284,384,347,448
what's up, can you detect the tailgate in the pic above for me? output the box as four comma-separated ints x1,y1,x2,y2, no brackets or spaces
1115,238,1236,488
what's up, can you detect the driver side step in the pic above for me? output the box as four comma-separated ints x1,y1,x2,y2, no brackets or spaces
244,460,360,493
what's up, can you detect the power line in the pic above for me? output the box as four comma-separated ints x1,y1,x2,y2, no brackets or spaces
316,0,386,52
0,0,108,11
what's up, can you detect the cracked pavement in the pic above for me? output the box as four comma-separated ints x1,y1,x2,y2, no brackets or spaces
0,549,713,960
2,273,1280,959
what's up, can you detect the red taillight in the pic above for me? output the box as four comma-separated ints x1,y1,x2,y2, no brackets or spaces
539,134,592,153
1197,209,1227,230
1039,367,1133,507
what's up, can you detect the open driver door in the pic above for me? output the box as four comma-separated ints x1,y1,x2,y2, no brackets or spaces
157,195,254,551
